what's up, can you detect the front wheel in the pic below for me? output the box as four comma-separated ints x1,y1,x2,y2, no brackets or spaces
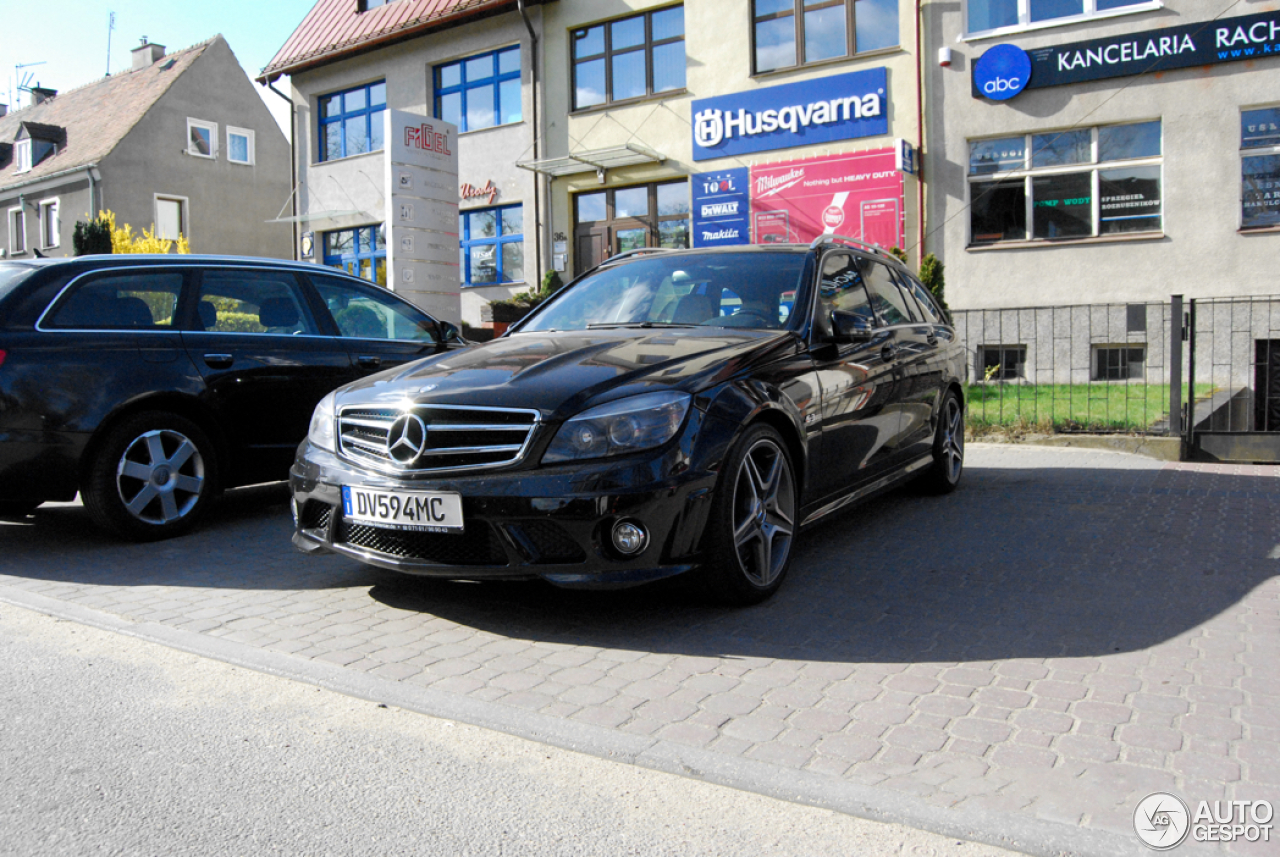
919,390,964,494
83,412,220,541
698,424,798,605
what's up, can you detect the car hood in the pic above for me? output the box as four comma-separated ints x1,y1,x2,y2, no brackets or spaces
336,328,799,419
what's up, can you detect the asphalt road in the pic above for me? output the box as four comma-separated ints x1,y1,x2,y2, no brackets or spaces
0,602,1019,857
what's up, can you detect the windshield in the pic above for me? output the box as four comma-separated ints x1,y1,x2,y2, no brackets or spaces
519,252,809,333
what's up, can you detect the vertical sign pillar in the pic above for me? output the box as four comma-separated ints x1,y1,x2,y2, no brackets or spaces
384,110,460,324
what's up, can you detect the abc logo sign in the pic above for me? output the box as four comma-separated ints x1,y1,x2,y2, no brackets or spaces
974,44,1032,101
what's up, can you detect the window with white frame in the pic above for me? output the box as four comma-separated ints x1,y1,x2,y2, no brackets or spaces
1242,106,1280,230
968,120,1162,245
9,208,26,254
227,126,255,165
187,118,216,158
14,140,32,174
39,199,59,248
967,0,1154,37
155,196,186,241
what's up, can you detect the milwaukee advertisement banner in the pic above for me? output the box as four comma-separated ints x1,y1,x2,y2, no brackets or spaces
749,149,905,249
691,168,750,247
973,9,1280,99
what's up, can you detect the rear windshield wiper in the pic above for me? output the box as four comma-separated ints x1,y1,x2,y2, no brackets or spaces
586,321,699,329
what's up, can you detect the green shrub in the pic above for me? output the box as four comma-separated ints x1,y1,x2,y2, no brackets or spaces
72,218,112,256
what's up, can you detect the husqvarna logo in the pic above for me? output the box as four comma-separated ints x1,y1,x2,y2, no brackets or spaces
695,109,724,148
973,44,1032,101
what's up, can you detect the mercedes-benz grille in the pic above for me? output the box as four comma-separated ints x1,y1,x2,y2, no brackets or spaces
337,405,540,473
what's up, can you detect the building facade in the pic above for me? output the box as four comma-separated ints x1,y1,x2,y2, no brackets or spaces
924,1,1280,310
0,37,290,260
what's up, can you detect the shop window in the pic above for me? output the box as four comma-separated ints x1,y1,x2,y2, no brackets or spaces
967,0,1151,36
1093,345,1145,381
227,127,254,165
8,208,25,255
979,345,1026,380
460,205,523,286
1242,106,1280,230
753,0,898,74
187,118,216,158
318,81,386,163
39,199,59,249
435,47,521,133
572,6,685,110
968,120,1162,245
323,225,387,285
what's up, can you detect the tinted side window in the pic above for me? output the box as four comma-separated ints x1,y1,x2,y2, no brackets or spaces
863,261,917,325
46,271,184,329
195,270,317,335
313,276,437,343
901,275,943,324
818,253,874,322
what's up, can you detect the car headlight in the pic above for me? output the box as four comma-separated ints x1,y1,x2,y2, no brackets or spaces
308,391,337,452
543,391,692,463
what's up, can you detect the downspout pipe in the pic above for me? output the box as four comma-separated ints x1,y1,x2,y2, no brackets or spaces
264,78,300,262
915,0,926,262
517,0,544,288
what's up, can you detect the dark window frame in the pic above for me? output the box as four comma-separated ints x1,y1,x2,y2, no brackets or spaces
434,46,522,133
979,344,1027,381
573,180,691,250
317,80,387,163
1241,105,1280,231
751,0,899,76
1092,344,1146,381
571,6,686,112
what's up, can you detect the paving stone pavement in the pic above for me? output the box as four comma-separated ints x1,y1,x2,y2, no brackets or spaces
1,444,1277,856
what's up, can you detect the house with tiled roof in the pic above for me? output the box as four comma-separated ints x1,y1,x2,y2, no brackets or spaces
259,0,556,328
1,35,290,260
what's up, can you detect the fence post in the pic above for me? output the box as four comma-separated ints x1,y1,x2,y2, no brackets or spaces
1169,295,1183,441
1185,299,1197,455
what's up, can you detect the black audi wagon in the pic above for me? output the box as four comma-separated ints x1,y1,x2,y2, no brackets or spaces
289,237,966,604
0,255,462,539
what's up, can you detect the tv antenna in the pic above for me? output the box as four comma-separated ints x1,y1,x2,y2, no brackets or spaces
11,61,46,110
106,12,116,76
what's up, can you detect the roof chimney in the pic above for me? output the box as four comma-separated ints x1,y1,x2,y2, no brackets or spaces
131,37,167,71
30,86,57,106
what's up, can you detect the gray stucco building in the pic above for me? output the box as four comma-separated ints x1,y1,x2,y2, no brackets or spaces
0,36,291,260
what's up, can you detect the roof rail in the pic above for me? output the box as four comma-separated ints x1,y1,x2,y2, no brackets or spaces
599,246,677,266
810,233,907,268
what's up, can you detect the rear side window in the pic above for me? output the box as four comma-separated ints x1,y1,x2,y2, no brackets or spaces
45,271,184,329
194,269,317,335
862,261,918,325
899,274,942,325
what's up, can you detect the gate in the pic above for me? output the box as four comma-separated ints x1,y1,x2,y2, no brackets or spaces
1184,295,1280,463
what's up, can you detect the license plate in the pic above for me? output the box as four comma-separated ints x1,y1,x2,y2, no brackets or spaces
341,486,463,533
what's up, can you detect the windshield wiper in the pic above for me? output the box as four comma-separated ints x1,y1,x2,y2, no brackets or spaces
586,321,699,329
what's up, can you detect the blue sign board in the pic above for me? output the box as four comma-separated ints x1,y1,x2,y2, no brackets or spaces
692,168,749,247
692,67,889,161
973,44,1031,101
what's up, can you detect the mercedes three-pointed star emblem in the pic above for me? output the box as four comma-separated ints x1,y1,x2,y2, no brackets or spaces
386,413,428,465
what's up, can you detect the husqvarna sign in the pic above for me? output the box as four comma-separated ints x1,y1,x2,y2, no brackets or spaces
691,68,889,161
973,44,1031,101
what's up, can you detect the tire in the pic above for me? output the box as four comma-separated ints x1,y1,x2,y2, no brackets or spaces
83,412,220,541
0,501,40,518
919,389,964,495
698,424,799,605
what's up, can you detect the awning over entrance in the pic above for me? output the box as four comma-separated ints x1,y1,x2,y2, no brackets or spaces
516,144,664,183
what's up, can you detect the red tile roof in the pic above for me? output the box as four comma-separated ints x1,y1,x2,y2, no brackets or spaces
259,0,539,81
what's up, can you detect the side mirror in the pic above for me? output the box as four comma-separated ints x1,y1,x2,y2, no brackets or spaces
831,311,874,343
436,320,461,343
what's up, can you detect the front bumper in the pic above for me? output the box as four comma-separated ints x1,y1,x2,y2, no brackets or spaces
289,444,719,589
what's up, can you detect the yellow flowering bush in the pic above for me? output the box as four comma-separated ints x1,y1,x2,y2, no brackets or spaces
91,210,191,255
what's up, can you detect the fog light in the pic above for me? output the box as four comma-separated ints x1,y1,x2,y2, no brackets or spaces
611,520,648,555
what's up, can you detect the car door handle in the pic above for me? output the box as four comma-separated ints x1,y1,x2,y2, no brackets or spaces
925,331,938,346
880,344,898,361
203,353,233,369
356,355,382,369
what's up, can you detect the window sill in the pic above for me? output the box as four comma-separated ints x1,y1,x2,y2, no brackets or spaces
571,90,689,117
1239,225,1280,235
751,46,904,80
229,160,254,167
967,230,1164,251
961,1,1163,43
463,281,526,290
313,148,384,167
186,151,217,160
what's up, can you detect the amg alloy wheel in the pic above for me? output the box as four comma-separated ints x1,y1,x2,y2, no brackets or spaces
921,390,964,494
84,412,219,540
702,424,797,605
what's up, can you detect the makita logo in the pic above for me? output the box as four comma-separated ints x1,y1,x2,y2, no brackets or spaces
694,92,882,149
755,168,805,198
701,202,740,217
405,124,452,155
701,228,741,241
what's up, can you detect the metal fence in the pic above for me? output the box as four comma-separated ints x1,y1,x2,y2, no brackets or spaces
1187,295,1280,435
952,301,1180,435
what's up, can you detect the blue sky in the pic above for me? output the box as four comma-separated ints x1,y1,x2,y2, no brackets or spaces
0,0,314,134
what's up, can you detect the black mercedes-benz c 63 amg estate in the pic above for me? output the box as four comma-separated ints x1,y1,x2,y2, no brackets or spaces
290,237,966,604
